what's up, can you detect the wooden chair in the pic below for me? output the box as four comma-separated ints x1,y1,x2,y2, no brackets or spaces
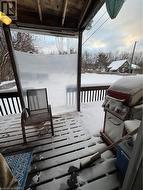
21,88,54,143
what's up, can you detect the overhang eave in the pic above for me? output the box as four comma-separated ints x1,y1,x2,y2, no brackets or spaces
10,22,79,37
5,0,104,36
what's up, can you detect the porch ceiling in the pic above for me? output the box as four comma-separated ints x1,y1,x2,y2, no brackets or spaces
11,0,104,36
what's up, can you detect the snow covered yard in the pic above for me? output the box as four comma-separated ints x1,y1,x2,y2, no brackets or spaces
81,73,123,86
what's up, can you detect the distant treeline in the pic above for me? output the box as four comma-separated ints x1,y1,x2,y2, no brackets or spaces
81,51,143,73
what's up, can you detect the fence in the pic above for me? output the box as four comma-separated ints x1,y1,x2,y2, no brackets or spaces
0,91,22,116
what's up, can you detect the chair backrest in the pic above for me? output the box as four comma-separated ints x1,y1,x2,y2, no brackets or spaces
27,88,49,113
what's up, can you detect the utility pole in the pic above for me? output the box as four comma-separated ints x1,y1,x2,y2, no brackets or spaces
130,41,137,73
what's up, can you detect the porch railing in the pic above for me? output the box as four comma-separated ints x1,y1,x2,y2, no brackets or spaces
66,85,110,105
0,91,22,116
80,85,110,103
0,85,110,116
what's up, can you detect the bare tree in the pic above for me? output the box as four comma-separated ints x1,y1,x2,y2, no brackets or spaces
0,30,37,81
0,30,13,81
85,19,93,30
82,51,93,72
12,32,37,53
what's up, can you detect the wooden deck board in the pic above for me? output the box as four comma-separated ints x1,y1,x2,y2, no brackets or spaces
31,143,106,172
36,159,118,190
32,137,100,161
0,125,83,144
0,112,120,190
80,173,120,190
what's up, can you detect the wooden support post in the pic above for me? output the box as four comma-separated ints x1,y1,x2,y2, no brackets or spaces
77,31,82,112
2,24,25,109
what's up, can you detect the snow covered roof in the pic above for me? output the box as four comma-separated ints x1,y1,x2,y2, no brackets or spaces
108,59,128,71
131,64,140,69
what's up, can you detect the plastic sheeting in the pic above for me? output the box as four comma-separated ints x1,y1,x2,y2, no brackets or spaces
14,51,78,115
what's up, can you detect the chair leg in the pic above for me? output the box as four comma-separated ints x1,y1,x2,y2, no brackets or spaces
21,111,27,143
21,122,27,143
49,107,54,136
51,117,54,136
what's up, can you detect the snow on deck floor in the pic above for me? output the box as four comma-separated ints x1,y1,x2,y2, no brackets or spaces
81,101,105,137
0,103,120,190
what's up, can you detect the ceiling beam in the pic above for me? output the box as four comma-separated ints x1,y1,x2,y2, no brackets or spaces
11,22,78,37
62,0,68,26
37,0,42,23
78,0,91,29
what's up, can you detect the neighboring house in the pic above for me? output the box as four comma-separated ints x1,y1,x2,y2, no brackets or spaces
107,60,140,73
107,59,129,73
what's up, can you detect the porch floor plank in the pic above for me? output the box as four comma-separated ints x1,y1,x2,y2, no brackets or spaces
0,112,120,190
36,159,118,190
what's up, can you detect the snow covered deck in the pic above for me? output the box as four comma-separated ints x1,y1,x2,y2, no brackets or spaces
0,102,121,190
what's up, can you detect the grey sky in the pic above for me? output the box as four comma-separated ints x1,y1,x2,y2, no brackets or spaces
83,0,143,53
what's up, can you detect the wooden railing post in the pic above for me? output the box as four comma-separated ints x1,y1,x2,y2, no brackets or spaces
77,31,82,112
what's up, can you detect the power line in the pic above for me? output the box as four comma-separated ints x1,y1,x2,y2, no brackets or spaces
82,17,110,46
86,11,107,36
